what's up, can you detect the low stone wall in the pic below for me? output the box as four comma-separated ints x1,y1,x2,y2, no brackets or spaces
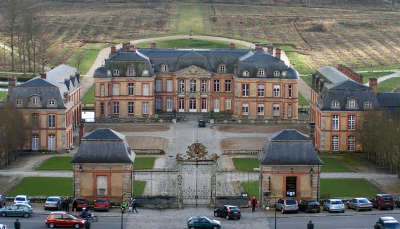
216,196,249,208
135,196,178,209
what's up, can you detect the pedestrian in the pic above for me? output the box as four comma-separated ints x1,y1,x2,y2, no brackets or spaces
251,196,257,212
14,219,21,229
72,199,77,213
65,197,70,212
121,200,127,213
131,197,138,214
84,220,91,229
60,198,65,211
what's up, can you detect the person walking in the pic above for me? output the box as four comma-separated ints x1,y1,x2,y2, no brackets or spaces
131,197,138,214
251,196,258,213
60,199,65,211
72,199,77,213
65,197,70,212
14,219,21,229
84,220,91,229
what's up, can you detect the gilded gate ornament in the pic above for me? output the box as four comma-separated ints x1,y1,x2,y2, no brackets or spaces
176,142,218,161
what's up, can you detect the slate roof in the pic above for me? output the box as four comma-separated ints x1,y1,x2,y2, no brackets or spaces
316,66,349,89
46,64,80,96
377,93,400,108
259,130,323,166
71,129,134,164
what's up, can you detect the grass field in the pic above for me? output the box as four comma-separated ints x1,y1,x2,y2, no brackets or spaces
36,156,73,171
241,181,259,199
67,43,106,75
298,94,309,106
178,3,206,34
360,71,394,84
319,155,351,173
232,158,259,172
133,180,146,196
8,177,73,196
320,178,380,199
136,38,248,49
133,157,156,170
0,91,7,100
82,85,95,105
378,77,400,92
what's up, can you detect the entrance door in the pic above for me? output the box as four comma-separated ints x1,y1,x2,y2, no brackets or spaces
96,176,107,196
32,135,39,151
286,176,297,197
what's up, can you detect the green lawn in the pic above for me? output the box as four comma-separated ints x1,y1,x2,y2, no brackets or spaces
301,75,313,87
319,155,351,172
67,43,106,75
283,47,314,75
8,177,73,196
36,156,73,171
133,157,156,170
178,3,206,34
133,180,146,196
360,71,393,84
232,158,259,172
82,85,94,105
320,178,380,199
0,91,7,100
241,181,259,199
378,77,400,92
356,65,400,72
299,94,309,106
136,38,248,49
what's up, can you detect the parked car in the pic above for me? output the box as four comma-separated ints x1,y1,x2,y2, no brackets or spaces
372,194,394,210
14,203,32,209
0,224,8,229
0,195,6,208
275,199,299,213
214,205,241,220
323,199,345,213
298,200,321,213
45,196,62,210
187,216,221,229
0,204,32,218
74,198,89,211
374,216,400,229
93,198,110,211
45,211,85,228
348,198,373,211
13,195,29,206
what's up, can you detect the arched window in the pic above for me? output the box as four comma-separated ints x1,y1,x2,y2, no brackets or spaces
257,68,265,77
347,98,357,109
161,64,168,72
242,70,250,77
113,69,120,77
331,100,340,109
218,64,226,73
127,66,135,76
31,96,39,105
364,101,373,110
274,71,281,77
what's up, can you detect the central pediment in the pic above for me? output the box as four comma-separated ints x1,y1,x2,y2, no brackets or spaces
175,65,212,78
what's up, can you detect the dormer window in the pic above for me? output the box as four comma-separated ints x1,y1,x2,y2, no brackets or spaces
127,66,135,76
161,64,168,72
257,68,265,77
142,70,149,76
282,71,288,77
242,70,250,77
16,99,23,106
347,98,357,109
364,101,373,110
274,71,281,77
113,69,120,77
48,99,56,106
331,100,340,109
218,64,226,74
32,96,39,105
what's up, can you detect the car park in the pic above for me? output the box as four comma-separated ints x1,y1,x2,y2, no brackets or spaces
275,199,299,213
374,216,400,229
0,195,6,208
0,204,32,218
74,198,89,211
298,200,321,213
214,205,241,220
45,196,62,210
348,198,373,211
372,194,394,210
187,216,221,229
45,211,85,228
94,198,110,211
323,199,345,213
13,195,30,206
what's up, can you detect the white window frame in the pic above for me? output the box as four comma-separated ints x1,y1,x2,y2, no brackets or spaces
166,98,172,112
288,85,293,97
225,99,231,111
48,114,56,128
161,64,168,72
113,102,119,114
16,99,23,106
100,102,105,115
142,102,149,115
225,80,231,92
190,79,196,92
128,102,134,114
218,64,226,73
113,69,120,76
214,80,220,92
242,103,249,115
48,135,56,151
347,98,357,109
257,104,264,115
348,136,355,151
242,70,250,77
155,97,162,111
142,84,149,96
364,101,372,110
100,84,105,97
332,115,339,131
257,68,265,77
32,135,39,151
331,100,340,109
128,83,134,96
242,84,249,97
32,96,39,105
179,80,185,93
178,98,185,112
127,66,135,76
348,115,355,130
332,136,339,151
214,99,220,112
112,84,120,96
189,98,196,112
155,80,162,92
274,71,281,77
48,99,56,105
257,84,265,97
273,85,280,97
167,80,173,92
201,80,207,93
273,104,280,116
201,98,207,112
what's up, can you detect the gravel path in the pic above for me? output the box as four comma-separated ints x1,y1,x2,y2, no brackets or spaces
363,70,400,86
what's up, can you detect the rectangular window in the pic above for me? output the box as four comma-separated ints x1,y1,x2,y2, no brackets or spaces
113,102,119,114
288,104,292,118
32,113,39,129
288,85,293,97
155,97,162,111
128,83,134,96
257,104,264,115
273,85,280,97
179,80,185,93
257,85,265,97
96,175,108,196
348,136,355,151
332,115,339,130
273,104,280,116
190,79,196,92
32,135,39,151
214,99,220,112
201,98,207,110
332,136,339,151
348,115,355,130
167,80,173,92
201,80,207,93
225,80,231,92
155,80,162,92
214,80,220,92
189,98,196,111
100,102,104,115
242,104,249,115
48,114,56,128
143,102,149,115
142,84,149,96
179,98,185,111
128,102,134,114
100,84,105,97
48,135,56,151
112,84,120,96
166,98,172,112
242,84,249,97
225,99,231,110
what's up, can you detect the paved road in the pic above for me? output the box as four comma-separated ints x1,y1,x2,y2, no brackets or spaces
363,70,400,86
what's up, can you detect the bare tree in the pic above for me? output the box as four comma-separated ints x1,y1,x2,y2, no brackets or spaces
73,51,84,72
3,0,22,71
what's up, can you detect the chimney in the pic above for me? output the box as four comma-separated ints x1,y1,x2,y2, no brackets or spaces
110,46,116,57
128,44,135,52
309,122,316,146
8,76,17,90
151,42,156,49
40,73,46,79
369,78,378,94
275,48,281,59
79,121,85,145
230,42,235,49
267,45,273,55
337,64,363,84
122,42,130,51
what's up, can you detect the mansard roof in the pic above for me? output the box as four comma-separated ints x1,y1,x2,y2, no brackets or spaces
377,93,400,108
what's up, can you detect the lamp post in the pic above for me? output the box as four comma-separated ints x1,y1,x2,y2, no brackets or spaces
310,167,314,200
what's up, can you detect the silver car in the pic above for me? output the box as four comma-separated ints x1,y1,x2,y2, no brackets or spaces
44,196,62,210
275,199,299,213
348,198,372,211
323,199,345,213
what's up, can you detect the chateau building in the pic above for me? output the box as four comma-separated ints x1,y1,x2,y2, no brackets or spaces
7,65,81,151
310,65,400,152
93,43,299,120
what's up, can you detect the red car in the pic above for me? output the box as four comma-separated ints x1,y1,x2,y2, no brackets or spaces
372,194,394,210
74,198,89,211
45,211,85,228
93,198,110,211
